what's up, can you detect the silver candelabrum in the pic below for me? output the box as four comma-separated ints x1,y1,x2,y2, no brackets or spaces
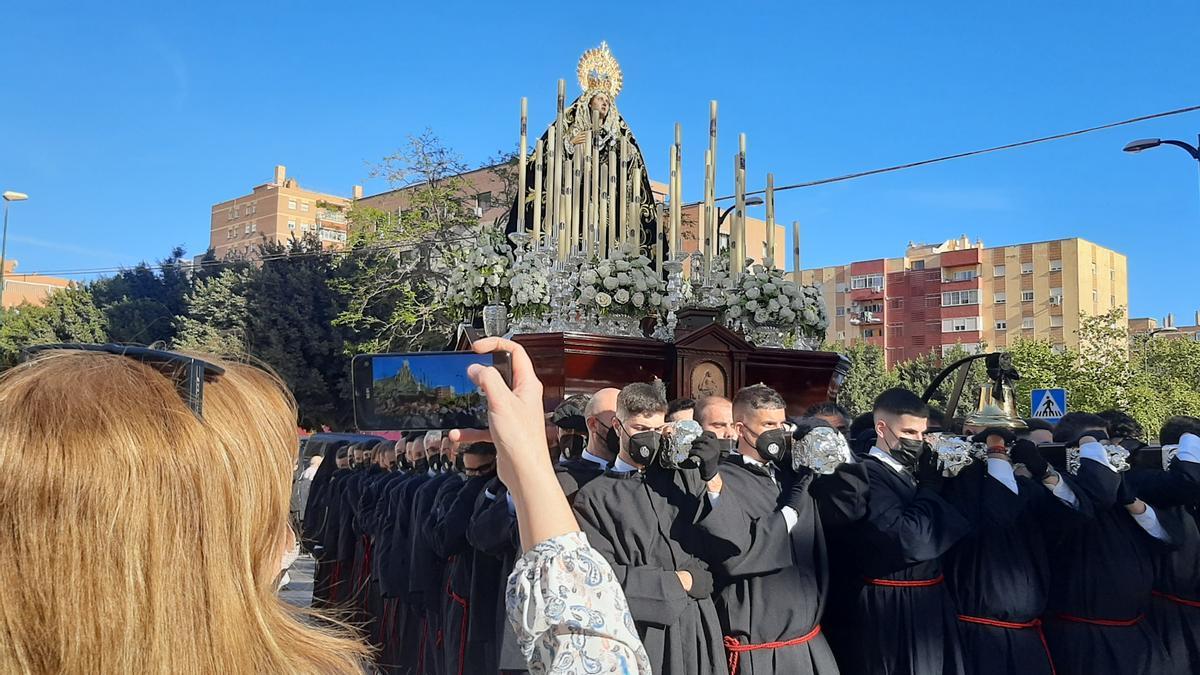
651,252,688,342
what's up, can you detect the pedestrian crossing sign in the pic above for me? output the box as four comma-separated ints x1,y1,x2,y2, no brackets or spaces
1031,388,1067,422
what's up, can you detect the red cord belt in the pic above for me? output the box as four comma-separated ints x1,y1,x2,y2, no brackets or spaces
863,574,944,587
1153,590,1200,609
957,614,1056,675
1054,612,1144,627
723,624,822,675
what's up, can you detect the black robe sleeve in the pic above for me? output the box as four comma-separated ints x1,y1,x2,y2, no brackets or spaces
572,487,692,628
811,460,871,528
431,476,491,558
861,463,972,565
468,482,519,557
696,484,794,577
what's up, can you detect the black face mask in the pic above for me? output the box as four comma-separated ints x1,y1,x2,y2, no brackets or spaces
596,421,620,456
627,429,663,466
755,428,793,465
561,434,588,460
454,455,466,472
883,426,925,468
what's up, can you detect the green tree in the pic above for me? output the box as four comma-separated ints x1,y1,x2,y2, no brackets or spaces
0,286,108,367
174,267,254,356
91,246,192,345
830,341,898,416
245,235,354,430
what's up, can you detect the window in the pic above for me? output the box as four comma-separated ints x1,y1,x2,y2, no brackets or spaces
288,199,297,210
1110,270,1116,281
288,220,296,231
889,326,903,338
300,202,310,212
835,283,848,293
863,329,877,338
836,307,845,317
477,192,493,209
993,265,1006,277
942,290,980,306
946,269,979,282
851,274,884,290
994,292,1007,304
941,317,980,333
250,222,257,233
889,298,904,310
862,303,883,313
1021,262,1034,275
943,343,981,356
1023,318,1035,330
1049,259,1063,272
1022,291,1035,303
911,260,925,271
244,223,250,235
1050,315,1064,328
996,320,1008,331
1110,295,1116,306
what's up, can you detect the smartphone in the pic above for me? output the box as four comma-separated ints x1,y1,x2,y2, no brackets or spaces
1038,443,1068,474
352,351,512,432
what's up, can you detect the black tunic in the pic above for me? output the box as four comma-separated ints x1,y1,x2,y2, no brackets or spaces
696,455,839,675
572,467,729,675
380,470,432,674
1043,458,1173,675
825,454,971,675
554,456,607,503
430,474,492,675
942,461,1088,675
1129,459,1200,675
467,478,527,673
409,472,460,675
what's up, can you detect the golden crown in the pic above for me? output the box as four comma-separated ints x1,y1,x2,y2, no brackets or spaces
577,41,623,100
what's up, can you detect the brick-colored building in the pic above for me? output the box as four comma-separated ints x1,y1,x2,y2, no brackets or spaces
1,260,71,310
209,165,356,260
797,236,1129,366
1130,314,1200,342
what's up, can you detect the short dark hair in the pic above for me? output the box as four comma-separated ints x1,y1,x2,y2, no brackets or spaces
552,394,592,432
668,398,696,417
617,382,668,420
872,388,929,418
849,411,876,438
1022,418,1055,434
463,441,498,456
804,401,851,423
336,446,350,459
733,384,786,420
1053,412,1109,444
1160,416,1200,446
1098,410,1144,442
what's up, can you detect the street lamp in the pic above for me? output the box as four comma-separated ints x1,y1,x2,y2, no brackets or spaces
1,191,29,311
1123,135,1200,206
715,196,764,255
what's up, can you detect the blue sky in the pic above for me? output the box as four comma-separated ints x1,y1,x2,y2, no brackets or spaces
373,354,484,396
3,2,1198,321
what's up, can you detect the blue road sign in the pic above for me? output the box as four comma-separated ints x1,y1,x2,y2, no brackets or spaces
1031,388,1068,422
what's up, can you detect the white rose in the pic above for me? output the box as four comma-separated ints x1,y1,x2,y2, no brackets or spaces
603,276,619,291
635,256,651,267
650,293,663,306
746,300,759,311
598,263,613,277
632,292,646,307
580,270,598,285
581,286,597,300
515,291,528,305
487,274,501,287
634,279,648,292
804,286,820,298
472,275,485,288
615,260,631,272
727,305,743,318
803,308,818,324
754,309,771,324
614,289,631,304
763,283,778,295
745,287,761,300
596,291,613,308
780,308,797,322
792,298,806,311
616,272,631,286
767,298,781,311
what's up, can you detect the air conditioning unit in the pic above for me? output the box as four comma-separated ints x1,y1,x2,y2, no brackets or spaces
1050,296,1063,306
473,207,484,217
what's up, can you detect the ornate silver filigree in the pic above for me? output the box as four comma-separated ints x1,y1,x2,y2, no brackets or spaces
928,433,987,477
1066,444,1132,474
792,426,852,475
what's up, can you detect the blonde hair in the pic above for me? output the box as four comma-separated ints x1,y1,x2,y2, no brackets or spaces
0,350,369,673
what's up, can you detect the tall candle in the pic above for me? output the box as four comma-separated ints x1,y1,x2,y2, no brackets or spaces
568,155,579,256
703,149,713,276
707,101,718,278
765,172,775,267
590,110,601,257
668,146,678,262
533,139,544,247
619,138,630,248
734,134,747,274
673,123,683,257
517,97,528,233
607,146,617,256
632,160,643,252
583,128,593,259
792,221,801,277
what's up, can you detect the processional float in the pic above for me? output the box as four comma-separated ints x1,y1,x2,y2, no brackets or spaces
449,43,847,412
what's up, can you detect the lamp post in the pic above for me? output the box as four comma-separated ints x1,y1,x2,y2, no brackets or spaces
715,196,763,254
1,191,29,311
1123,135,1200,207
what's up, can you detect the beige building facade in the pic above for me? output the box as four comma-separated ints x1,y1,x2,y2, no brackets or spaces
1,260,71,310
209,165,355,260
797,236,1129,366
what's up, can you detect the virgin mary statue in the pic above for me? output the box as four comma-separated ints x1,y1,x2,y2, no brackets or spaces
507,42,661,262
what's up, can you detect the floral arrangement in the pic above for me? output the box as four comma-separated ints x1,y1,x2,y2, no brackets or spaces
576,243,664,317
444,227,512,313
721,263,829,337
506,238,551,319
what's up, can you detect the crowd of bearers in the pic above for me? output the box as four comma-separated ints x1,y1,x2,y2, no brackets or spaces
300,378,1200,675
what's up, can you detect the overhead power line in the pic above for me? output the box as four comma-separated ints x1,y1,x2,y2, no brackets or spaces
12,103,1200,279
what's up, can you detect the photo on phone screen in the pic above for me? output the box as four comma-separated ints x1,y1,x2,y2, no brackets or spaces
352,351,511,431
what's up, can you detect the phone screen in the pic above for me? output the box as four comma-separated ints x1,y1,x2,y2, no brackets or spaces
352,351,510,432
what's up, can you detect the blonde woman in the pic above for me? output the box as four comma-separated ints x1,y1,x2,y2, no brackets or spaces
0,345,369,673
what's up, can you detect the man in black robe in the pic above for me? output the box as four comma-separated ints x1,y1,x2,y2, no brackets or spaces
1042,412,1174,675
1136,416,1200,675
408,434,460,675
429,442,496,675
305,442,351,607
379,435,434,674
572,382,728,675
551,393,591,463
941,429,1089,675
824,387,971,675
693,384,839,675
356,441,398,647
556,387,618,502
468,477,526,674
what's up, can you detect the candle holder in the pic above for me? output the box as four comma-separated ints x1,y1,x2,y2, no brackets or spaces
651,253,687,342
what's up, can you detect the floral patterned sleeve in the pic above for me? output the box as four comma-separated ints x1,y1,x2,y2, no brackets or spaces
506,530,652,674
